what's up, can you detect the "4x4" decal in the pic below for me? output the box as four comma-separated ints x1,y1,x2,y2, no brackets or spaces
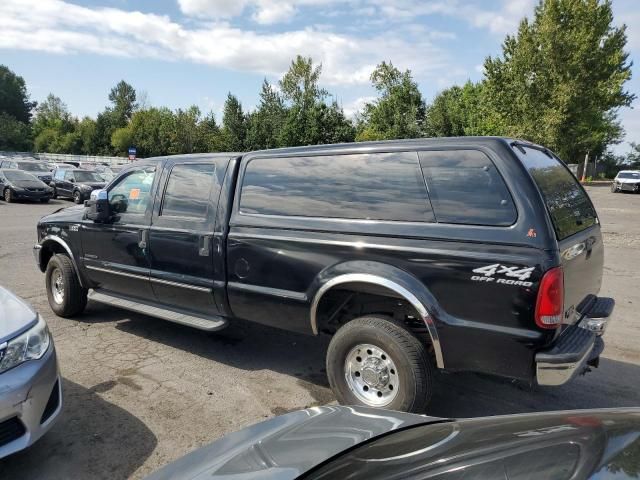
471,263,534,287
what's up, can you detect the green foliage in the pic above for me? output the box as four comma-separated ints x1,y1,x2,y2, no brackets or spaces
221,94,247,151
483,0,635,162
0,65,35,124
628,143,640,168
245,80,286,150
0,112,32,150
356,61,425,141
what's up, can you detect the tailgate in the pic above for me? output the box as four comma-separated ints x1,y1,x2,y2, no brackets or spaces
558,224,604,324
513,144,603,324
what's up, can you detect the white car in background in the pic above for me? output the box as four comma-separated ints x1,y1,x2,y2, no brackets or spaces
611,170,640,193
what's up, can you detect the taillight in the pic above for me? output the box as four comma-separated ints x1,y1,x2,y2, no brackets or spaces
535,266,564,329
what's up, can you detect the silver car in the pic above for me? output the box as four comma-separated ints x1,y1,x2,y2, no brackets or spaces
0,286,62,459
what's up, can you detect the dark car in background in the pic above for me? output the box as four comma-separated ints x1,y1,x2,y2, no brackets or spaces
147,406,640,480
50,168,106,203
0,169,53,203
0,159,53,185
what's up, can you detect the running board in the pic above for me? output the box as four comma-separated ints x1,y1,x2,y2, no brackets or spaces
88,290,228,332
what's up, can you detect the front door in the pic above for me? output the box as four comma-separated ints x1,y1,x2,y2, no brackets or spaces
147,159,224,316
81,165,159,301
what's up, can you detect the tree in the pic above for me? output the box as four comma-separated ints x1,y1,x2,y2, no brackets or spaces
221,93,247,151
245,80,287,150
356,61,425,141
32,94,78,153
483,0,635,162
627,143,640,168
426,81,496,137
279,56,331,146
109,80,137,125
0,112,32,150
0,65,36,124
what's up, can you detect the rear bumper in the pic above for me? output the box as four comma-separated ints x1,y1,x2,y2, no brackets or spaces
536,296,614,386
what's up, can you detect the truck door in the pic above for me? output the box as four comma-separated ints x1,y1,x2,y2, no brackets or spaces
81,165,158,301
147,158,228,316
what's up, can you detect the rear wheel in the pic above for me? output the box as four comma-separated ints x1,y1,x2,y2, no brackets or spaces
326,315,433,413
45,254,87,317
4,188,13,203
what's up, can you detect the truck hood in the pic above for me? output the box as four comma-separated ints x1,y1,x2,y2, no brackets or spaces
146,406,434,480
40,204,85,224
0,286,38,344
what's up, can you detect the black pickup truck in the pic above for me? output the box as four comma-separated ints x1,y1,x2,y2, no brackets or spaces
33,137,614,412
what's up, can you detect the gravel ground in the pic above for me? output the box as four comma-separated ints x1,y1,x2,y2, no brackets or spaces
0,185,639,479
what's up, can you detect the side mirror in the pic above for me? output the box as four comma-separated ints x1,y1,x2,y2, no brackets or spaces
84,189,110,223
69,178,75,183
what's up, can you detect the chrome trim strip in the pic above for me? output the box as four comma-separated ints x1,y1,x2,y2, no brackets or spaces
85,265,149,281
310,273,444,369
40,235,84,287
227,282,308,301
150,277,212,293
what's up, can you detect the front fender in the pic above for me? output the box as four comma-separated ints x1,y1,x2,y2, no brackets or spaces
308,260,445,368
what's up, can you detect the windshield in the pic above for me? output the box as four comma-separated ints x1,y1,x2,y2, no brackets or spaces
514,146,597,240
4,170,39,182
618,172,640,179
75,171,104,182
18,162,49,172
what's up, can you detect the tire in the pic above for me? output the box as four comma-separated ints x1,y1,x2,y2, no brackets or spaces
611,183,617,193
40,197,50,203
4,188,13,203
326,315,433,413
52,188,58,199
73,190,82,204
45,254,87,317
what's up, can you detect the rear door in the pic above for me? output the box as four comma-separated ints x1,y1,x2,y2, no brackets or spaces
147,158,228,316
515,146,603,323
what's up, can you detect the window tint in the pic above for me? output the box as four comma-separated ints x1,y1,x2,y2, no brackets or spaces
516,147,597,240
54,169,65,180
240,153,433,222
161,164,216,219
108,167,156,215
64,171,75,181
419,150,516,226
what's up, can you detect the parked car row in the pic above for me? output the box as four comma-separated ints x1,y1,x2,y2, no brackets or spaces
0,159,117,204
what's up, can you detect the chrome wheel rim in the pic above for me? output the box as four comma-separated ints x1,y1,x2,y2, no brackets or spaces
51,268,65,304
74,192,80,203
345,343,399,406
4,190,9,201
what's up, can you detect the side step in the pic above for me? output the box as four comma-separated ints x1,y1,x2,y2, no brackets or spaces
88,290,228,332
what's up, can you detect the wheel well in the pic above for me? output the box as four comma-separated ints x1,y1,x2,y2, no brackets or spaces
40,242,67,272
315,283,434,356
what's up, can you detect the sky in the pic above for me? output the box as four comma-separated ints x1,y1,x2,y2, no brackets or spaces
0,0,638,155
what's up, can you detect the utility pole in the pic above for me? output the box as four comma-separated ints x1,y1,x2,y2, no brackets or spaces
581,151,589,182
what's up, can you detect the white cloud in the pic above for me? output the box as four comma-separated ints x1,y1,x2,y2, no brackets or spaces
0,0,451,86
342,96,377,118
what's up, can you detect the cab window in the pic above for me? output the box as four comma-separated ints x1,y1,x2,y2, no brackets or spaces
108,167,156,215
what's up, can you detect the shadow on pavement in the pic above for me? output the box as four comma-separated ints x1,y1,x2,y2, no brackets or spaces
0,378,157,480
84,302,640,417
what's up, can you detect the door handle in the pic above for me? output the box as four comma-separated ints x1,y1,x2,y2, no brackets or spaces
199,235,212,257
138,229,148,249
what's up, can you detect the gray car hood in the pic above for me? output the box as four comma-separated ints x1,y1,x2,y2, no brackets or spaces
0,286,38,343
147,406,434,480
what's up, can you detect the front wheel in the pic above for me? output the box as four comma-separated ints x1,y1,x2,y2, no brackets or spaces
73,190,83,204
45,254,87,317
611,183,618,193
4,188,13,203
326,315,433,413
40,197,50,203
52,188,58,199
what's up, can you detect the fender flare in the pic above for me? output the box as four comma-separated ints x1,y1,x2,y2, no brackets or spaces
39,235,86,288
309,263,444,369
